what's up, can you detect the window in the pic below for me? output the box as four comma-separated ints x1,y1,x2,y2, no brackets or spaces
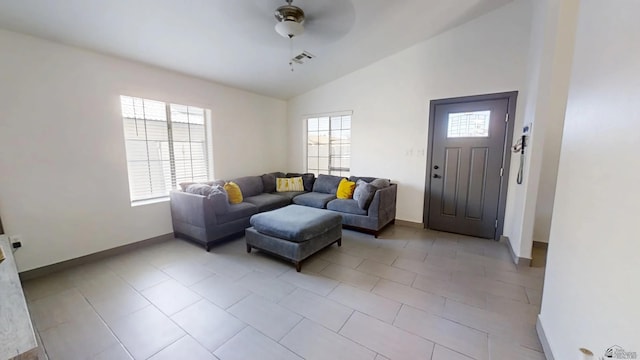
120,96,211,204
307,114,351,177
447,110,491,138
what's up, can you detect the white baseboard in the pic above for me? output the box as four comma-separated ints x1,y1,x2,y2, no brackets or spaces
394,219,423,228
19,233,174,280
536,316,555,360
500,235,532,267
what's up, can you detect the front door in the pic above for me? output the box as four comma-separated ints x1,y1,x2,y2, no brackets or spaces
427,96,511,239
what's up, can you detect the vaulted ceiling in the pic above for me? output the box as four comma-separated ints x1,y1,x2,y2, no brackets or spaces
0,0,514,99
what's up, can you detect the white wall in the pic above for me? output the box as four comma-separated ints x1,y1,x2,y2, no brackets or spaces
0,30,287,271
539,0,640,358
501,0,578,258
287,0,532,223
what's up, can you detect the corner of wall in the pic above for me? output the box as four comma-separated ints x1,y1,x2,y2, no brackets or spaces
500,235,531,266
536,316,556,360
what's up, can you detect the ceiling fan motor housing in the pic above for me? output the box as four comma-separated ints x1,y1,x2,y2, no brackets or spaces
274,4,305,24
274,1,305,38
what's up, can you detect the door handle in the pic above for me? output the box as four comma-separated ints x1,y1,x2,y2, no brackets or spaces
433,174,441,179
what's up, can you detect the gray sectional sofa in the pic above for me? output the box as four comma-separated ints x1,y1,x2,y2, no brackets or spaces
170,172,397,251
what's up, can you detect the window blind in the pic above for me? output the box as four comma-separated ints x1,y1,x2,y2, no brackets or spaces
120,96,210,204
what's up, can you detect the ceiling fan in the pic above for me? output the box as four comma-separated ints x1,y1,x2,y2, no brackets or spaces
237,0,355,44
237,0,356,69
269,0,356,43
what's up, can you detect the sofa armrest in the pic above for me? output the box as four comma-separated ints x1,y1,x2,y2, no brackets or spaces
170,191,217,228
367,184,397,226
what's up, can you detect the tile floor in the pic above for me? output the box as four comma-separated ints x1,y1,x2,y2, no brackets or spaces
22,225,547,360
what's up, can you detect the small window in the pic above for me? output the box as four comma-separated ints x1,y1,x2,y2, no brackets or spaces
447,110,491,138
307,114,351,177
120,96,211,204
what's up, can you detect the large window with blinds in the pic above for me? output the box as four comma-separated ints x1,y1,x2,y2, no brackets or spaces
120,96,211,204
306,114,351,177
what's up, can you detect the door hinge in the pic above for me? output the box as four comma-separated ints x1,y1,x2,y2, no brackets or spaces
505,113,509,123
500,168,504,177
495,219,499,228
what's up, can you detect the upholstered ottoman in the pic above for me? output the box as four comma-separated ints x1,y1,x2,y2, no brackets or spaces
245,205,342,272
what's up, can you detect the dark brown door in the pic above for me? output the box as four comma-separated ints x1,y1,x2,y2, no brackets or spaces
428,98,509,239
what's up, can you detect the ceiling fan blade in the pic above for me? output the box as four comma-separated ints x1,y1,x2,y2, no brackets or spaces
227,0,291,46
302,0,356,41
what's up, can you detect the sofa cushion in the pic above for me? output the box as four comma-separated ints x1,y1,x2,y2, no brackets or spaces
250,205,342,242
216,202,258,223
327,199,368,216
353,180,377,210
336,178,356,199
293,192,337,209
275,191,307,201
244,193,291,212
286,172,316,192
224,182,243,204
231,176,264,198
370,178,391,188
276,177,304,192
208,185,231,214
312,174,343,194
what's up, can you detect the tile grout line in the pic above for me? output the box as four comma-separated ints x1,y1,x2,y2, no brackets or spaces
74,284,140,360
334,310,389,358
169,296,248,356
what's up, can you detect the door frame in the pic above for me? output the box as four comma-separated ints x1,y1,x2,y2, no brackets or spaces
423,91,518,240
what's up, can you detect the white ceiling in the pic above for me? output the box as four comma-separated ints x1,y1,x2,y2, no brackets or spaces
0,0,513,99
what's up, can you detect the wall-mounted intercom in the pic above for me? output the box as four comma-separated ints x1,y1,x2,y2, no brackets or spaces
512,123,532,184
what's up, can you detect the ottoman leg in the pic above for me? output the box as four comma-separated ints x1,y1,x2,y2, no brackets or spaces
337,238,342,247
246,244,252,253
295,261,301,272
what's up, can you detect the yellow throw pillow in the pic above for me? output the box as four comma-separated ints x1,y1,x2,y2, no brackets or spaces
276,177,304,192
224,181,243,204
336,178,356,199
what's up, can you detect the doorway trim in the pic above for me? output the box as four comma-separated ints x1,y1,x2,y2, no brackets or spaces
423,91,518,240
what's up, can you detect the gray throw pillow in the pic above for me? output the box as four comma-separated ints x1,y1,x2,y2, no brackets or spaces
353,180,377,210
353,179,365,201
180,180,223,191
185,183,214,196
312,174,343,194
349,176,377,184
261,173,277,193
370,178,391,189
180,182,196,191
208,185,230,214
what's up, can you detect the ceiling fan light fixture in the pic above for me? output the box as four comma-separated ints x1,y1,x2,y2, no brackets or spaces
275,20,304,38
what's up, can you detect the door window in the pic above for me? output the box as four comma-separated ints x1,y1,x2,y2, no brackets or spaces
447,110,491,138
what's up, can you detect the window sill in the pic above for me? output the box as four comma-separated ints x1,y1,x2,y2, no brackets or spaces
131,197,170,207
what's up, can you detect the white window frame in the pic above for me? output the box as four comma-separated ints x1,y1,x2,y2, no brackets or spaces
120,95,213,206
305,111,352,177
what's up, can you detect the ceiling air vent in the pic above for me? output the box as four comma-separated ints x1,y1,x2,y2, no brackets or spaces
291,51,315,65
